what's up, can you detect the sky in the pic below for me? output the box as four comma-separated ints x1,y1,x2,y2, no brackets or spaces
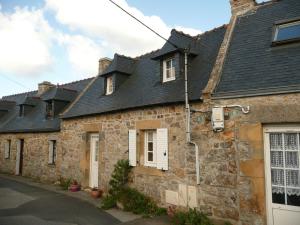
0,0,263,97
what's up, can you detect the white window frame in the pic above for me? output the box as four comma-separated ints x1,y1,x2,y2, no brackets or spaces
4,140,11,159
144,130,157,167
163,57,176,82
106,76,114,95
274,20,300,42
48,140,57,165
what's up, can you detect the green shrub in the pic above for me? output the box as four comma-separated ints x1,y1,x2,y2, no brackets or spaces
59,177,71,190
172,208,213,225
108,159,132,196
118,187,166,216
101,195,117,210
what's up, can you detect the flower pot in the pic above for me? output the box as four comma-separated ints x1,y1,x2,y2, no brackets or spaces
69,184,81,192
91,189,103,198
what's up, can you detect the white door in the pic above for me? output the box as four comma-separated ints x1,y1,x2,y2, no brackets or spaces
89,134,99,188
264,126,300,225
16,140,21,175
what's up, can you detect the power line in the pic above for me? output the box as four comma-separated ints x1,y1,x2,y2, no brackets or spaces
108,0,179,49
0,74,30,89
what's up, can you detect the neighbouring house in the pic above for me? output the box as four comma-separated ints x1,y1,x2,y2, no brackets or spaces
0,79,93,181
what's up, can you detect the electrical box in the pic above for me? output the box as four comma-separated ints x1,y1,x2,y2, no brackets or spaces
212,107,224,132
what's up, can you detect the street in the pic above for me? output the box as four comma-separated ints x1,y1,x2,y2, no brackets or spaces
0,177,120,225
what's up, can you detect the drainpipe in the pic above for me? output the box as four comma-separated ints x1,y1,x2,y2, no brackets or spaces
184,49,200,185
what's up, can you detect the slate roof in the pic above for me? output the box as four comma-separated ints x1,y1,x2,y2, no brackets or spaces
62,27,227,119
213,0,300,98
0,78,93,133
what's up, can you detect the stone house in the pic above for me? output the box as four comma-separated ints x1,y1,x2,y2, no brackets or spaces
1,0,300,225
0,79,92,181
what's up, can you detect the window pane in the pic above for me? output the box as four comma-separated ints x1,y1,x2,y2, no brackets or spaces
286,170,299,187
276,22,300,41
148,152,153,162
148,142,153,152
271,169,285,186
287,189,300,206
95,140,99,161
285,151,299,168
284,133,298,151
271,151,284,167
272,186,285,204
148,132,153,142
270,133,283,150
166,60,172,69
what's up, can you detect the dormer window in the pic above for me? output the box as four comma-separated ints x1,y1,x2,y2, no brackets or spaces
273,20,300,45
19,105,25,117
163,57,175,82
106,76,114,95
46,101,54,119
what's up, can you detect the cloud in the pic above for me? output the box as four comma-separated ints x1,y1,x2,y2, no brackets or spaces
0,7,53,76
45,0,202,57
57,34,106,77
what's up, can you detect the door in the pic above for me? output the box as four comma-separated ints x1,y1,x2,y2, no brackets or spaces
16,139,24,175
264,126,300,225
89,134,99,188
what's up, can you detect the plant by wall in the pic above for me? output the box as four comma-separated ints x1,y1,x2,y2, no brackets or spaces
172,208,213,225
101,159,166,216
59,177,72,190
108,159,132,197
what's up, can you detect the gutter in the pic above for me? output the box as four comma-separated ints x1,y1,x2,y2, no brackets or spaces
184,49,200,185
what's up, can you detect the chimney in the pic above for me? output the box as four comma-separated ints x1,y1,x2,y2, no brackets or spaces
230,0,256,15
38,81,55,96
98,57,112,75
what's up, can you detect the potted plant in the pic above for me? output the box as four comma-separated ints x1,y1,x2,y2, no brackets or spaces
69,180,81,192
91,187,103,198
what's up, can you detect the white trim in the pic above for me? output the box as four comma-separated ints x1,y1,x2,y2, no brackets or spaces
106,76,113,95
128,130,137,166
163,57,175,82
144,130,157,167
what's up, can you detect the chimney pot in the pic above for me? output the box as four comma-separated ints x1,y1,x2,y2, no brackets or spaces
38,81,55,96
98,57,112,75
230,0,256,15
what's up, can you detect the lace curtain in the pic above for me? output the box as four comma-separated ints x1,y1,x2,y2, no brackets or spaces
270,133,300,197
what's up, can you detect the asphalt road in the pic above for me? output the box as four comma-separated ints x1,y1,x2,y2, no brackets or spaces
0,177,120,225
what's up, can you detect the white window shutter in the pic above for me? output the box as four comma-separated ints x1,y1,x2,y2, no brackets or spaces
4,141,9,159
128,130,137,166
48,141,54,164
157,128,168,170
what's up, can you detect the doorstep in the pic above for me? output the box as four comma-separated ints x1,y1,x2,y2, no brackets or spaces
0,173,142,223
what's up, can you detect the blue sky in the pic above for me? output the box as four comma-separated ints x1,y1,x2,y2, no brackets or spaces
0,0,236,97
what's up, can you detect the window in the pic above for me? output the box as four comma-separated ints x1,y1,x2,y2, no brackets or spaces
106,76,114,95
163,58,176,82
48,140,57,164
128,128,168,170
46,101,54,119
4,140,11,159
273,20,300,44
144,130,157,167
19,105,25,117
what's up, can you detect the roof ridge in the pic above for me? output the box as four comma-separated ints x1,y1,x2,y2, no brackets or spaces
195,24,228,39
2,76,94,99
115,53,135,60
2,90,37,99
171,28,198,39
134,49,161,59
59,76,94,87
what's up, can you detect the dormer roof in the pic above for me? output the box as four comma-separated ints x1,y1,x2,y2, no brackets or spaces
152,29,198,60
101,54,136,76
42,87,78,102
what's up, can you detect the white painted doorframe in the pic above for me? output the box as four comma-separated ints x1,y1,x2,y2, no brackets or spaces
264,125,300,225
89,134,99,188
